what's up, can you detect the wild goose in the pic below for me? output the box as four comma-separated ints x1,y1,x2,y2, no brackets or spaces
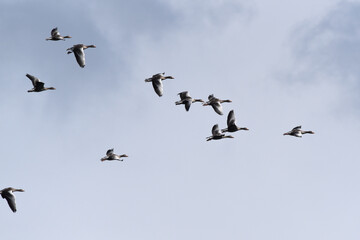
26,74,55,92
145,72,174,97
0,187,24,213
67,44,96,68
175,91,204,111
203,94,232,115
101,148,128,161
46,27,71,41
206,124,234,141
222,110,249,133
283,126,315,138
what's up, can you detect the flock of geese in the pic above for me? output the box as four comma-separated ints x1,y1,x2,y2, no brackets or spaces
1,27,315,213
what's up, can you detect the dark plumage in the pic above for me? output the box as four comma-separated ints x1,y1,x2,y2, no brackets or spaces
67,44,96,68
221,110,249,133
175,91,204,111
206,124,234,141
0,187,24,213
46,27,71,41
145,73,174,97
283,126,315,137
203,94,232,115
101,148,128,161
26,74,55,92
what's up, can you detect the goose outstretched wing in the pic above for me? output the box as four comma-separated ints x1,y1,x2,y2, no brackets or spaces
212,102,223,115
106,148,114,156
212,124,221,136
26,74,39,87
2,191,17,212
227,110,236,127
51,27,60,37
73,47,85,68
292,126,301,131
152,79,163,96
178,91,190,100
184,100,192,111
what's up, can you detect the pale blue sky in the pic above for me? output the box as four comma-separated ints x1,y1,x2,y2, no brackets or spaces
1,0,360,239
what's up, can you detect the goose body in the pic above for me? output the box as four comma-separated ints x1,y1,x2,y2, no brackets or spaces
145,72,174,97
222,110,249,133
0,187,24,213
26,74,56,92
175,91,204,111
283,126,315,137
46,27,71,41
67,44,96,68
101,148,128,161
203,94,232,115
206,124,234,141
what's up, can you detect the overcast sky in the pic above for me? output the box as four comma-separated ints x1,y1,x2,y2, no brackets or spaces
1,0,360,239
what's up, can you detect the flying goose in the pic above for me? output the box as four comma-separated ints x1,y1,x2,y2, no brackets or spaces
67,44,96,68
221,110,249,133
283,126,315,137
101,148,128,161
145,72,174,97
206,124,234,141
46,27,71,41
26,74,55,92
203,94,232,115
0,187,24,213
175,91,204,111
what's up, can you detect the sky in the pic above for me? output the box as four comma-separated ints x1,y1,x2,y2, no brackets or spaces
1,0,360,239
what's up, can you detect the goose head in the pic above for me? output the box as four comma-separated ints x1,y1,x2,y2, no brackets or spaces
14,189,25,192
84,45,96,49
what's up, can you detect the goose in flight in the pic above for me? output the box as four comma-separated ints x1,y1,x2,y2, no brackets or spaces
67,44,96,68
145,72,174,97
0,187,24,213
221,110,249,133
101,148,128,161
46,27,71,41
175,91,204,111
283,126,315,137
206,124,234,141
203,94,232,115
26,74,55,92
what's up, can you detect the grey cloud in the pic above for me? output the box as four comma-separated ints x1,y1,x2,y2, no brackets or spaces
163,0,252,29
3,1,360,240
291,1,360,85
85,0,252,46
